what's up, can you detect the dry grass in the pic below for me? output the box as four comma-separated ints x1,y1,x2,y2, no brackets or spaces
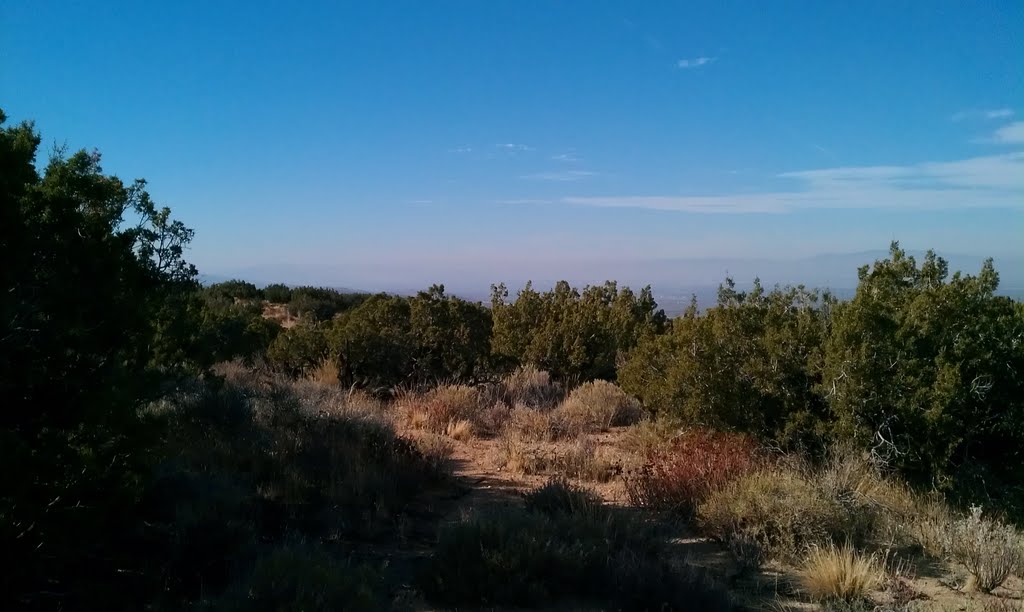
410,433,455,473
798,544,883,603
697,467,847,560
909,495,956,559
445,418,474,441
617,417,682,459
399,384,484,436
474,401,512,437
554,438,618,482
501,365,563,410
523,478,605,518
305,357,340,385
499,432,546,475
508,406,554,442
553,380,643,436
814,448,924,551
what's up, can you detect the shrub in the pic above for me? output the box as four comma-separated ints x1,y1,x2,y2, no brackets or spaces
409,433,455,474
499,432,546,475
798,544,882,604
501,366,564,409
555,437,618,482
474,401,512,437
426,384,481,428
946,505,1024,592
419,495,734,610
815,447,921,551
206,541,384,611
263,283,293,304
523,478,604,518
727,528,766,573
400,384,483,434
554,380,644,436
624,429,758,516
824,245,1024,507
618,417,683,459
697,467,847,560
266,322,330,377
508,406,554,441
161,375,448,543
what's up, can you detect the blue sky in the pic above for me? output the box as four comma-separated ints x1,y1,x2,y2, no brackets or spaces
4,1,1023,290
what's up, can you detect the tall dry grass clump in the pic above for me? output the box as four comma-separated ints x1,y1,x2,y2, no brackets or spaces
798,544,883,603
501,365,563,410
399,384,484,438
814,448,922,551
305,357,340,385
409,433,456,473
508,406,554,441
618,417,682,459
556,438,618,482
553,380,644,436
499,431,545,475
697,466,846,560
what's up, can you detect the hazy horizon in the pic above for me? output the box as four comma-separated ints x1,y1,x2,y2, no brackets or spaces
201,248,1024,301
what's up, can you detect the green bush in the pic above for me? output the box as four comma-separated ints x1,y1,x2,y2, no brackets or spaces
618,280,831,449
266,322,330,376
491,280,667,381
287,286,368,321
825,244,1024,514
0,110,200,610
263,282,293,303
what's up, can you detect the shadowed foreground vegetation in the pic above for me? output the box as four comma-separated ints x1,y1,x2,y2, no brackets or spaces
4,111,1024,610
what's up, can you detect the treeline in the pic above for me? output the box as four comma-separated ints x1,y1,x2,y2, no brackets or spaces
204,279,667,388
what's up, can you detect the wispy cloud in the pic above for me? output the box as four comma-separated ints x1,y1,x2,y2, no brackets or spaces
496,143,534,152
521,170,598,181
448,146,473,153
992,121,1024,144
951,108,1014,121
496,198,557,205
677,56,716,69
551,152,580,162
561,152,1024,213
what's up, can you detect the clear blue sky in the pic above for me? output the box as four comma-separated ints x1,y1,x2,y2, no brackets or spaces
4,1,1022,290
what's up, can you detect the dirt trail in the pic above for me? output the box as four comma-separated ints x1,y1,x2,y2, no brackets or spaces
384,429,1024,611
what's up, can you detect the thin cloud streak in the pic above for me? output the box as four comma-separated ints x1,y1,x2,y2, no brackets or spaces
562,152,1024,213
677,56,716,69
521,170,598,181
951,108,1014,121
496,143,534,152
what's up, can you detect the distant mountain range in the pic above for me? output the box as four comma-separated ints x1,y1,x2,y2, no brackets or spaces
200,249,1023,317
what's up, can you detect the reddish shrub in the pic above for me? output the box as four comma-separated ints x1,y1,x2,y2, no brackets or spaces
624,429,759,516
